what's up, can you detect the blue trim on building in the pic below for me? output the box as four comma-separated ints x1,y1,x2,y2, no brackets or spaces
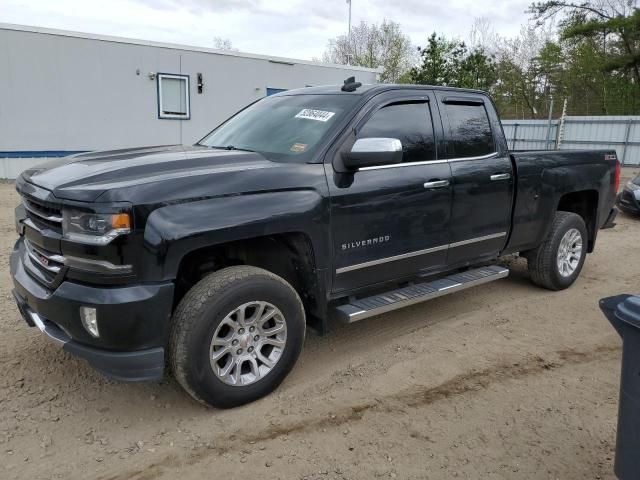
266,87,287,96
0,151,87,158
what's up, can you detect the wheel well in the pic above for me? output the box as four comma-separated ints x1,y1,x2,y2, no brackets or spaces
173,233,319,320
557,190,598,252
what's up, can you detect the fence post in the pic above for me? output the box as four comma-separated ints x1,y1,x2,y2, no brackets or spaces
512,123,519,150
621,119,632,166
556,99,568,149
545,96,555,149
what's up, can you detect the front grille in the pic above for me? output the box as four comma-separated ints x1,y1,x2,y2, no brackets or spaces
24,239,65,286
22,195,63,233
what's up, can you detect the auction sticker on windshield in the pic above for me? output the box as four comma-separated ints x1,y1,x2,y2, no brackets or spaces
290,143,308,153
295,109,336,122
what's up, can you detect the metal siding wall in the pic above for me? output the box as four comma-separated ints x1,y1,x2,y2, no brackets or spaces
501,120,558,151
626,122,640,166
501,116,640,165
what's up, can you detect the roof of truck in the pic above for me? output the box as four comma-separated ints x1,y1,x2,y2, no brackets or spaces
280,83,489,97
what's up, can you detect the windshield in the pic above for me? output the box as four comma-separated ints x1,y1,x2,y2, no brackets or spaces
198,94,359,162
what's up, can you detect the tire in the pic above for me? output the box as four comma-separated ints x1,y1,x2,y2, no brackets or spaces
169,266,306,408
525,211,588,291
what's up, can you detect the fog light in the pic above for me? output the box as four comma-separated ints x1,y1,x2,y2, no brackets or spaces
80,307,99,337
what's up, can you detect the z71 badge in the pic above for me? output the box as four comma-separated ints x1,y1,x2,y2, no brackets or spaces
342,235,390,251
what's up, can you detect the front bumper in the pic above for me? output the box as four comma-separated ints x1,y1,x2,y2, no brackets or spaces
10,239,174,382
617,190,640,215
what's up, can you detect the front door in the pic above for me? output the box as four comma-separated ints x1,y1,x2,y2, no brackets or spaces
327,91,452,294
436,92,514,265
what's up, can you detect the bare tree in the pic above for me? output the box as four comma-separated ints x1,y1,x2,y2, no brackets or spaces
321,20,416,83
499,23,554,72
468,17,500,55
529,0,637,22
493,23,556,117
213,37,238,51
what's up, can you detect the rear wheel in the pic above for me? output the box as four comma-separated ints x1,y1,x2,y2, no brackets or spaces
170,266,306,408
525,211,588,291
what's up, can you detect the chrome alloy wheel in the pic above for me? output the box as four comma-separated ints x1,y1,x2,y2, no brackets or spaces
556,228,583,277
209,301,287,386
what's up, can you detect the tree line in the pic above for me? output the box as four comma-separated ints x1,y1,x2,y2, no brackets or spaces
319,1,640,119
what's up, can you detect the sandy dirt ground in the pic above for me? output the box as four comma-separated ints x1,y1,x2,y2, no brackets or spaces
0,168,639,480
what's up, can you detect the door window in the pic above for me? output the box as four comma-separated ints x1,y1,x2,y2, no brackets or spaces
443,103,495,158
357,102,436,163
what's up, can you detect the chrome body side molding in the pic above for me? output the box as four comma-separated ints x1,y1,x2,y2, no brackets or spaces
336,232,507,274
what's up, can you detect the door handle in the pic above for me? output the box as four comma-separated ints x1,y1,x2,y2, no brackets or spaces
490,173,511,181
423,180,450,189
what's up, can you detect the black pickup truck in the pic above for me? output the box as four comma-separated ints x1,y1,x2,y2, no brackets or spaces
11,79,620,408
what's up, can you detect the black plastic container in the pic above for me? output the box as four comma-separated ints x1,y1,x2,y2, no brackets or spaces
600,294,640,480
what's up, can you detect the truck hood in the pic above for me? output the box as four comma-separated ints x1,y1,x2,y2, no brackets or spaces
21,145,285,203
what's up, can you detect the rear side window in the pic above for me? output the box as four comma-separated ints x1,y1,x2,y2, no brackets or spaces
443,102,495,158
357,102,436,163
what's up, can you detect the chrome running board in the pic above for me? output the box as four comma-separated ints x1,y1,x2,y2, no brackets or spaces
333,265,509,323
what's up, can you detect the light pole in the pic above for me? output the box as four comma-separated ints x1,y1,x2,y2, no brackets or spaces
346,0,352,65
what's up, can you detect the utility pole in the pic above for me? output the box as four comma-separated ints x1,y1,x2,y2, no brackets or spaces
346,0,352,65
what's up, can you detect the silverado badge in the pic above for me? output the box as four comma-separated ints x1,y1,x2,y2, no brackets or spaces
342,235,391,251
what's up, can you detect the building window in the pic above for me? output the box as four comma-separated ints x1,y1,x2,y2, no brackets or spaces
266,87,287,96
157,73,190,119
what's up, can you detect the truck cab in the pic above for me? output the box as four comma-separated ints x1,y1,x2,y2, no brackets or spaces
326,87,513,294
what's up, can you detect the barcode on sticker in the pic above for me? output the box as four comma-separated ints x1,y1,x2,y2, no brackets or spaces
295,109,336,122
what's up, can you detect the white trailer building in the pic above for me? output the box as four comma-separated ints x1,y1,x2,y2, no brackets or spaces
0,23,379,178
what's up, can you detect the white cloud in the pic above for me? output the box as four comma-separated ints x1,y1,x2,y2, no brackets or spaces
0,0,532,60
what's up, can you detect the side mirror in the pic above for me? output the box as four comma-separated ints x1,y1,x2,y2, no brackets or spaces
342,138,403,170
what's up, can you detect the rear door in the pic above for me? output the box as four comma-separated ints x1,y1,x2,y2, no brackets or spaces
327,90,452,293
436,92,514,265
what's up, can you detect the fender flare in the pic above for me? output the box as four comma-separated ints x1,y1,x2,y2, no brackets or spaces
141,190,330,281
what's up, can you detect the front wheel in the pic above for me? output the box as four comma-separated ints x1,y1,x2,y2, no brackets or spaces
525,211,588,291
170,266,306,408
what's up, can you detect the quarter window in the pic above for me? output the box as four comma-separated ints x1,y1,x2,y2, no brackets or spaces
158,74,190,119
443,102,495,158
357,102,436,163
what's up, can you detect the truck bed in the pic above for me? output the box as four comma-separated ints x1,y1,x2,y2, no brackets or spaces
504,149,619,255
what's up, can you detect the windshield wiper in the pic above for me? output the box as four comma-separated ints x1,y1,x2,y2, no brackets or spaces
207,145,255,152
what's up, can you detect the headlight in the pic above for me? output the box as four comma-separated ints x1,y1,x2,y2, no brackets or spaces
627,181,640,191
62,209,131,245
